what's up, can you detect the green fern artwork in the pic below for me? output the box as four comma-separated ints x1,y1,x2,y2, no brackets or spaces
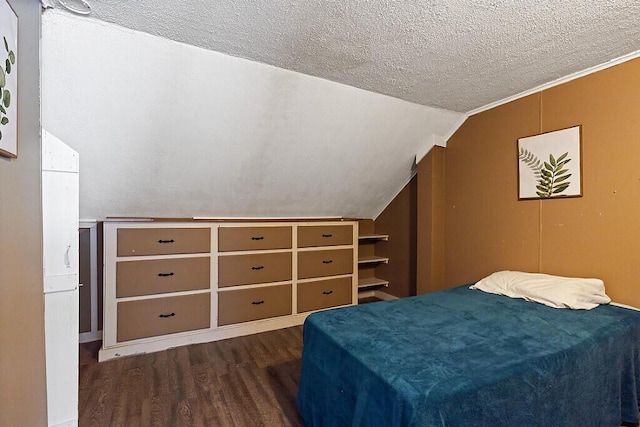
0,34,16,142
519,148,572,198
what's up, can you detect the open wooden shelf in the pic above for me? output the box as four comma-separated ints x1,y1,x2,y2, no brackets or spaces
357,220,390,296
358,277,389,289
357,255,389,265
358,234,389,241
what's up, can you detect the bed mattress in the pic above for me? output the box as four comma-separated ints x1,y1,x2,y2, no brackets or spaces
297,285,640,426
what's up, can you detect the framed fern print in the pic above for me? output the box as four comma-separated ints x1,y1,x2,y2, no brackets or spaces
518,126,582,200
0,0,17,158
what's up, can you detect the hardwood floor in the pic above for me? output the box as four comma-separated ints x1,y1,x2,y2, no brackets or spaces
79,326,304,426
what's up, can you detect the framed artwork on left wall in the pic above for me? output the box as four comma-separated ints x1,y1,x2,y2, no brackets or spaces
0,0,17,159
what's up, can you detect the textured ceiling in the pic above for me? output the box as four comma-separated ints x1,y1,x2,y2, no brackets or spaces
60,0,640,113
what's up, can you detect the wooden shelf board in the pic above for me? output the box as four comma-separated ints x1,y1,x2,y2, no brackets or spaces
358,234,389,241
357,255,390,264
358,277,389,289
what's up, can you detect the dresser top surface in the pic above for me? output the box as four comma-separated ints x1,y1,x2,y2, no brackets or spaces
104,217,362,223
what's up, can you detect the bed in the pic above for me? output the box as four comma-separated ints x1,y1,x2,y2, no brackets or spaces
297,284,640,426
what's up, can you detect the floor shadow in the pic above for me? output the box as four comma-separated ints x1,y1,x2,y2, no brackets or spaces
266,359,304,427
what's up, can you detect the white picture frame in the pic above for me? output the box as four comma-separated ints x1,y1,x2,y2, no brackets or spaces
0,0,17,158
518,126,582,200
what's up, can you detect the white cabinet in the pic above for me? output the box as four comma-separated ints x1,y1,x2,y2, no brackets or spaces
44,290,79,427
42,130,79,427
42,129,79,292
43,170,79,292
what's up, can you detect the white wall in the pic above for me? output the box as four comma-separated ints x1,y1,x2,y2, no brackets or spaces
42,10,464,220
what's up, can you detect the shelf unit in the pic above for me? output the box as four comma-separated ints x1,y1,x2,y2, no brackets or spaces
357,227,389,292
358,254,390,265
358,276,389,288
99,219,358,361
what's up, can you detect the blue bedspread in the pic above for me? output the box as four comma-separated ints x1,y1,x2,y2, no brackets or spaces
297,285,640,426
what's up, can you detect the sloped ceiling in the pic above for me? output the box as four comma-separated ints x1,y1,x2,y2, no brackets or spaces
66,0,640,113
41,11,463,220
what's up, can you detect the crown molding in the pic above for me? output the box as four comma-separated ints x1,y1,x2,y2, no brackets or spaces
466,49,640,117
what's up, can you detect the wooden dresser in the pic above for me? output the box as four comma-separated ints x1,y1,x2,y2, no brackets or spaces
100,219,358,361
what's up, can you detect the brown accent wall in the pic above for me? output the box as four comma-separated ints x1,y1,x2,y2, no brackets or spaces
442,94,542,288
537,59,640,307
374,176,417,297
437,58,640,307
0,2,48,425
416,147,446,294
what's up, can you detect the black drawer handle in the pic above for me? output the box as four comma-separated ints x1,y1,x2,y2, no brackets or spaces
322,234,333,238
158,312,175,318
158,239,175,244
157,272,175,277
251,265,265,270
322,290,333,295
322,260,333,264
252,300,265,305
251,236,264,241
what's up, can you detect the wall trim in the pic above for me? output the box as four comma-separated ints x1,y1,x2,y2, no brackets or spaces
611,302,640,312
442,113,469,145
376,113,468,221
372,169,417,220
466,48,640,117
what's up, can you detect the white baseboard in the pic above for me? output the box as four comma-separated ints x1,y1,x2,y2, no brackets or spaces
611,302,640,312
50,418,77,427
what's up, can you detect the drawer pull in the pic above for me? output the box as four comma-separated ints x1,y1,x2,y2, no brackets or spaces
251,265,265,270
322,234,333,238
158,312,176,318
322,260,333,264
157,272,175,277
322,290,333,295
158,239,175,244
251,236,264,241
251,300,265,305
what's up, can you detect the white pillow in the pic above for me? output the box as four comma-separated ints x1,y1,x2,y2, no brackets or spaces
469,270,611,310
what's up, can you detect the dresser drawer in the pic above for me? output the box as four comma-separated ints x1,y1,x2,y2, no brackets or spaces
116,257,210,298
218,252,292,287
298,249,353,279
298,277,353,313
117,228,210,257
298,225,353,248
218,284,292,326
219,226,292,252
117,293,210,342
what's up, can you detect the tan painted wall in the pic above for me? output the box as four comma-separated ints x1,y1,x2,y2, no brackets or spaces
442,58,640,307
0,1,48,425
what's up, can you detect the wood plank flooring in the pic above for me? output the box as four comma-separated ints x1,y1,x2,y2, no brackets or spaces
79,326,304,427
